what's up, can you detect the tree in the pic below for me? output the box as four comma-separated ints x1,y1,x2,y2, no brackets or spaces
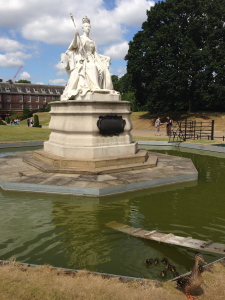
15,80,31,84
33,115,42,128
125,0,225,113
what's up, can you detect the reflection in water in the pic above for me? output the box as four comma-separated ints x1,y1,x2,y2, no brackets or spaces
0,149,225,280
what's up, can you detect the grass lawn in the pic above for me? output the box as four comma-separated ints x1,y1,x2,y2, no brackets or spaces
0,126,51,143
1,111,225,144
20,112,50,127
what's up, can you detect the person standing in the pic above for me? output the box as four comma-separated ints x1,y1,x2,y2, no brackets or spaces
165,116,173,136
26,118,30,127
154,117,162,136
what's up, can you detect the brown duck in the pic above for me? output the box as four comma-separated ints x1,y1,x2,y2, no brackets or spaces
177,252,207,300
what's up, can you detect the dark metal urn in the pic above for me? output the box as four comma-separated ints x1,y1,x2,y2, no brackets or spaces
97,115,126,136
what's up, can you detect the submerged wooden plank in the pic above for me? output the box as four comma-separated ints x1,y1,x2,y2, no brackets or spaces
106,221,225,255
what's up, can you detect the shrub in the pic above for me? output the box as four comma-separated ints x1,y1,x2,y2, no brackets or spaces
33,114,42,128
5,116,10,124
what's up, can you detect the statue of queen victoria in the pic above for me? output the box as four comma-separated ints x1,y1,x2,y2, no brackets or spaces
61,16,115,100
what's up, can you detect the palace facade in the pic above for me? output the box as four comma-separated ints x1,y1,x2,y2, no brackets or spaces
0,81,64,117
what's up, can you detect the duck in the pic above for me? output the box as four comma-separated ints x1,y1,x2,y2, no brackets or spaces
176,252,207,300
160,270,167,277
198,265,204,273
146,258,154,264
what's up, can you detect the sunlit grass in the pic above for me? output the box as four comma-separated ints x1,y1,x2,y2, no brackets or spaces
19,112,51,127
0,126,51,143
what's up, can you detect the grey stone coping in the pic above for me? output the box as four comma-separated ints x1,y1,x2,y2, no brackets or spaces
1,140,225,153
0,151,197,197
138,140,225,153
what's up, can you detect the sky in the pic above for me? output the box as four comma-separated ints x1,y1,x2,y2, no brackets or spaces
0,0,161,86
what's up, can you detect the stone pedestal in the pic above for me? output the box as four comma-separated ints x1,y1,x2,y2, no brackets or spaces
44,91,138,160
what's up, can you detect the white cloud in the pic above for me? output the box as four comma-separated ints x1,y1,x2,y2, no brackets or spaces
54,61,67,76
114,0,155,26
0,51,31,68
19,71,31,80
48,78,66,85
0,38,24,52
0,0,154,47
117,66,127,76
0,0,155,78
104,41,129,60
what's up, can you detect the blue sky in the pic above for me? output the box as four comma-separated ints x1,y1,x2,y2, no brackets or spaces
0,0,161,85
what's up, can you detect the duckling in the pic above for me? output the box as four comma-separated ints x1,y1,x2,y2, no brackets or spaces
176,252,207,300
161,257,168,264
165,263,172,269
160,270,167,277
146,258,154,264
154,258,160,265
170,265,176,272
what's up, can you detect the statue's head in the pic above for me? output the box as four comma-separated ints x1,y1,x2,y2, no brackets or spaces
82,16,90,24
82,16,91,33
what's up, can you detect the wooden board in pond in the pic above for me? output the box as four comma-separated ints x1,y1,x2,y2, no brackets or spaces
106,221,225,255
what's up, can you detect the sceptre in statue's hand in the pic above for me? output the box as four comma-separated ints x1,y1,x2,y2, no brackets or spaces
70,13,79,33
70,13,88,62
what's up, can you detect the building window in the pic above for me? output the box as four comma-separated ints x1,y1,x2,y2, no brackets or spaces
43,96,46,102
7,104,11,109
34,88,39,93
41,88,46,93
19,95,23,102
26,87,31,92
5,87,10,92
27,95,31,102
48,89,53,94
20,104,23,109
6,95,11,102
36,104,39,109
29,104,32,109
50,96,54,101
17,87,22,92
35,96,39,102
0,104,2,108
55,89,60,94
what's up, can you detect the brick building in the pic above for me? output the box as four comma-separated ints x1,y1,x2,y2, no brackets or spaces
0,81,64,117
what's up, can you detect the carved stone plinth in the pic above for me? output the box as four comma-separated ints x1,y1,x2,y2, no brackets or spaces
44,92,138,159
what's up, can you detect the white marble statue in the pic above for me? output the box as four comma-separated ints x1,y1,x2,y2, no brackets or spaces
61,16,114,100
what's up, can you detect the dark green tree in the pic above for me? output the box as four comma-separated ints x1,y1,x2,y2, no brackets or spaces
15,80,31,83
33,115,42,128
125,0,225,113
111,75,122,92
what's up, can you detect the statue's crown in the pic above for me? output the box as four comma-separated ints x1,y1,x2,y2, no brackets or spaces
82,16,90,24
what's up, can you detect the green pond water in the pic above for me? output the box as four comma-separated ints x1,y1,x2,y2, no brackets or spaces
0,146,225,281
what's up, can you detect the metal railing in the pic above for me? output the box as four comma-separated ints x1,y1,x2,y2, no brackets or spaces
169,120,214,143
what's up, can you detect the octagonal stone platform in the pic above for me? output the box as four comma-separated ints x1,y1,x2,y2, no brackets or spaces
0,151,198,197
